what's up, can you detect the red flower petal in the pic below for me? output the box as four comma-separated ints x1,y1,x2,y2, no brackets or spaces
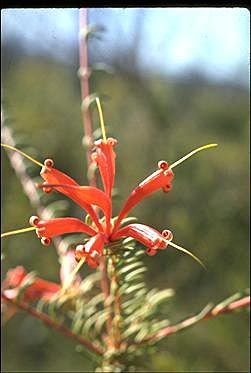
32,217,97,238
92,138,117,198
113,161,174,232
63,186,111,221
111,223,168,254
38,184,112,235
40,164,103,232
24,279,60,301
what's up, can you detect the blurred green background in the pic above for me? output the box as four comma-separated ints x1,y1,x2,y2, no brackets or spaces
1,8,250,372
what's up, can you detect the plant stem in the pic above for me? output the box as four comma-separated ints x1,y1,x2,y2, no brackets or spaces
79,7,112,346
131,295,250,346
110,255,122,349
79,8,95,181
100,257,113,336
2,293,104,356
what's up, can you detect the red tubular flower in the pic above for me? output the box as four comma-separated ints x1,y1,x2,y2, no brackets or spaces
2,257,85,321
112,223,173,256
2,266,60,302
92,138,117,198
113,161,174,232
29,216,97,245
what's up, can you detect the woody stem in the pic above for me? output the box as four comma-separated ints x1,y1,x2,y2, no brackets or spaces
79,7,112,347
79,8,95,180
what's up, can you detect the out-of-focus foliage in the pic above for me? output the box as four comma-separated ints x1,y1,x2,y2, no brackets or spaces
1,48,249,372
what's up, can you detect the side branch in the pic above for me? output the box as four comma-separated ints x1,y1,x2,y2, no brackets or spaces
2,293,104,356
133,295,250,346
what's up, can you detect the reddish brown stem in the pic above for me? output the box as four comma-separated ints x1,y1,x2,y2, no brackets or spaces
79,7,112,344
132,296,250,346
2,293,103,355
205,295,250,318
79,8,95,180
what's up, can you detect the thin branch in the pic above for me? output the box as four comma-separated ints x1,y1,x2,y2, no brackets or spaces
131,295,250,347
100,257,113,334
205,295,250,318
2,293,104,356
110,255,122,349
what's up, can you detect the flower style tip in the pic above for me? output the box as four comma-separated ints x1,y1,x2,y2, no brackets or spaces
162,229,173,240
44,158,54,168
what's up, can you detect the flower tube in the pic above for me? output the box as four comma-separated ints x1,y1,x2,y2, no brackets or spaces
112,223,172,256
29,216,97,246
113,161,174,232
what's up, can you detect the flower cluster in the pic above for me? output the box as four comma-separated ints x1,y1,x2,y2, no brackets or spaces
29,137,175,268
